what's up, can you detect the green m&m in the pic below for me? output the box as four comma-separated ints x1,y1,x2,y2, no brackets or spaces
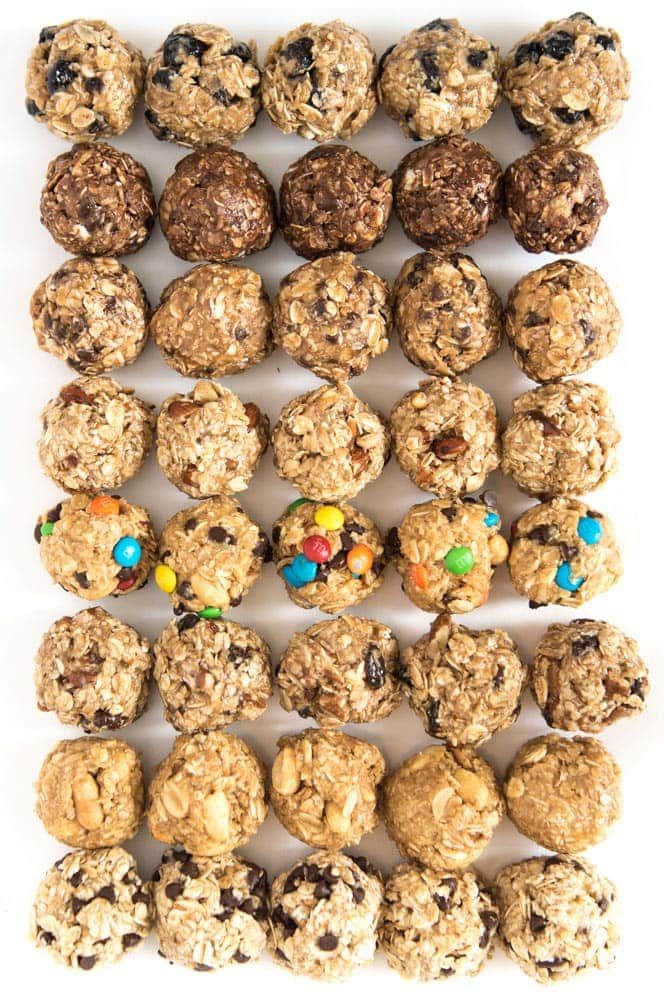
40,522,54,537
444,545,474,575
199,606,222,620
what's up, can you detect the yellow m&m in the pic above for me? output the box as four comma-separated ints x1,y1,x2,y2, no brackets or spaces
314,505,345,531
155,563,177,593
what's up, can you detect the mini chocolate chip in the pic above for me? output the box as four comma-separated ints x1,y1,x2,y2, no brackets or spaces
630,678,646,700
71,896,87,915
132,889,151,905
528,409,561,436
96,885,116,903
314,881,331,900
253,532,272,561
493,665,505,689
34,522,42,543
527,525,555,544
77,955,97,970
47,503,63,523
597,896,610,913
317,934,338,951
122,933,142,949
26,98,41,116
209,526,234,544
529,600,547,609
234,951,250,963
352,885,365,903
184,517,198,532
426,698,440,734
69,870,84,888
40,930,56,945
272,905,297,937
195,963,213,972
180,859,200,878
479,909,498,948
530,911,547,933
560,542,579,561
220,888,239,909
165,881,184,900
537,957,566,970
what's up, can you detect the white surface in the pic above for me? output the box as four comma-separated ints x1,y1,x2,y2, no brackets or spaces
1,1,663,996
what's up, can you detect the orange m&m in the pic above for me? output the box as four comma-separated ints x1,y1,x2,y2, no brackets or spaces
410,563,429,589
88,496,120,516
346,543,374,575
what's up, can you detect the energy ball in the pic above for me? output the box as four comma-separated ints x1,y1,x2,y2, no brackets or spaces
273,253,391,381
393,137,502,253
156,381,268,497
277,615,401,726
279,145,392,259
532,619,649,733
30,847,153,971
36,737,144,848
508,497,622,608
25,20,144,141
505,734,621,853
383,745,504,870
506,260,621,382
502,13,630,147
262,21,377,141
147,731,268,856
159,148,275,262
40,143,156,257
380,862,498,980
34,606,152,733
36,493,157,600
269,851,382,981
145,25,260,147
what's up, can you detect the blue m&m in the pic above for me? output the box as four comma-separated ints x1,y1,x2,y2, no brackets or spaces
283,554,318,588
577,516,602,545
555,562,585,592
112,536,142,568
484,511,500,528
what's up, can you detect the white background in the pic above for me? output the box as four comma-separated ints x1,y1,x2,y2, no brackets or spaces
1,1,663,996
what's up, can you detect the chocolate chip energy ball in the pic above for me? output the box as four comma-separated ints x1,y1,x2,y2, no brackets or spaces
40,143,156,256
159,148,276,262
25,20,144,141
262,21,377,141
145,25,260,147
30,847,153,971
34,607,152,733
502,13,630,147
273,254,390,381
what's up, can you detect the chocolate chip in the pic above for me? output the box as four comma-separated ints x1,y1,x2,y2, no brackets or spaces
180,859,200,878
579,318,595,345
184,517,198,532
122,933,142,949
96,885,116,903
317,934,338,951
560,542,579,561
530,911,547,933
420,19,451,31
352,885,365,903
536,957,566,970
71,896,87,915
74,571,90,589
426,698,440,734
272,905,297,937
554,106,590,124
493,665,505,689
165,882,184,900
479,909,498,948
597,896,610,913
527,525,555,544
69,870,84,888
132,889,151,905
314,881,331,900
39,930,55,945
209,526,234,544
195,963,213,972
77,955,97,970
253,532,272,561
234,951,250,963
34,522,42,543
26,98,41,116
630,678,646,700
384,527,401,560
47,503,63,523
177,613,199,634
528,409,561,436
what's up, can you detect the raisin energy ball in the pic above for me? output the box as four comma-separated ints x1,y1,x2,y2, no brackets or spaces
269,851,382,981
145,25,260,147
36,737,144,848
40,143,156,257
502,13,630,147
262,21,377,141
30,847,153,971
25,20,144,141
277,615,401,727
156,381,268,497
273,254,390,381
36,493,157,599
147,731,267,856
34,607,152,733
279,146,392,259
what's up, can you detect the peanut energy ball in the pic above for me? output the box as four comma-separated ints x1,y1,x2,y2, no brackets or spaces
25,20,144,141
273,253,391,381
40,143,156,257
34,606,152,732
145,25,260,147
262,21,377,141
36,737,144,848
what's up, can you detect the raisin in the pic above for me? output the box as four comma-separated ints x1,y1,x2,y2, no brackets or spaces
46,60,77,94
364,648,386,689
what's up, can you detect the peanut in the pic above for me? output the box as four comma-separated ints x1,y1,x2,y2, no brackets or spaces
272,747,300,796
455,768,489,809
203,790,230,843
72,772,103,830
161,778,190,818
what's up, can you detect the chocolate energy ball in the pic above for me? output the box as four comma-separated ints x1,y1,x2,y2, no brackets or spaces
273,254,390,381
159,148,276,262
25,20,144,141
145,24,260,147
393,137,502,253
502,13,630,147
279,145,392,259
262,21,377,141
40,143,156,257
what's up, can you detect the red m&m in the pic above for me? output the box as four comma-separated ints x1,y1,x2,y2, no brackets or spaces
302,534,332,564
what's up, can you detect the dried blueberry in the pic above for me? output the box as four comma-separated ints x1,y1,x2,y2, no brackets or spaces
571,633,600,656
39,26,57,44
467,49,489,67
514,41,543,66
46,60,77,94
595,34,616,50
419,50,441,93
543,31,575,61
281,37,314,76
530,911,547,933
426,698,440,734
229,43,252,62
213,86,230,105
176,613,199,634
420,19,451,32
163,33,209,68
26,98,41,117
152,67,176,90
377,43,395,76
569,12,595,23
85,76,104,93
317,934,338,951
511,106,541,137
554,106,590,124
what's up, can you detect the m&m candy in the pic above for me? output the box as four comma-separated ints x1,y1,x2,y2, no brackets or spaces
288,497,312,513
314,505,345,531
155,564,177,593
303,535,332,564
410,563,429,589
89,495,120,516
555,562,584,592
199,606,222,620
484,511,500,528
40,521,54,537
444,546,475,575
116,575,136,591
283,554,318,588
577,516,602,545
112,536,142,568
346,543,373,575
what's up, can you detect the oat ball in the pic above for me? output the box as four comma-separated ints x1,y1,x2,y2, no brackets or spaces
273,254,391,381
383,745,503,870
145,25,260,147
532,620,649,733
40,143,156,257
147,731,268,856
269,851,382,981
156,381,268,497
277,615,401,727
36,737,144,848
506,260,621,383
34,607,152,733
36,493,157,600
159,148,275,263
380,862,498,980
502,13,630,147
393,137,502,253
262,21,377,141
30,847,153,971
154,616,272,733
279,145,392,259
25,20,144,141
508,497,622,608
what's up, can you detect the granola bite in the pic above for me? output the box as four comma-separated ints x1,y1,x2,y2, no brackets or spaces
277,615,401,727
144,25,260,147
147,731,268,856
40,143,156,256
36,737,144,848
269,851,382,981
262,21,377,141
279,145,392,259
25,20,144,141
30,847,153,971
34,607,152,733
382,745,503,870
